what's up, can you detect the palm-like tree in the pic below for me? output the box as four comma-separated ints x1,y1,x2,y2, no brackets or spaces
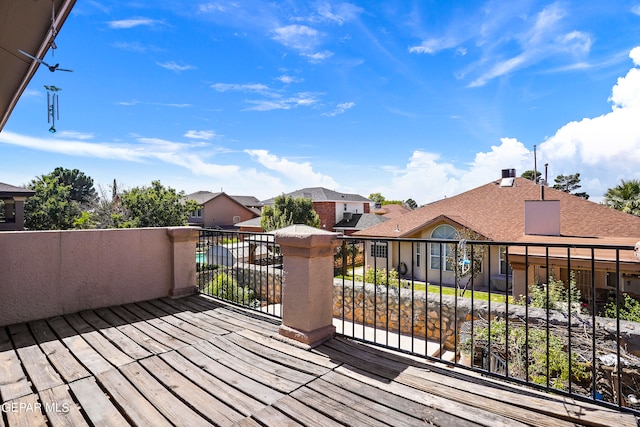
604,179,640,216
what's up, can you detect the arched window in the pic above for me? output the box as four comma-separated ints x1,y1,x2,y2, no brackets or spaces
430,224,457,271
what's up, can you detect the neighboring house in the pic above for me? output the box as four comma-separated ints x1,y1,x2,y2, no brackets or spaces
354,173,640,305
186,191,260,229
0,182,34,231
334,213,388,235
261,187,372,232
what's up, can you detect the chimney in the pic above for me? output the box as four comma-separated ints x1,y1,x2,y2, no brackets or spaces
525,200,560,236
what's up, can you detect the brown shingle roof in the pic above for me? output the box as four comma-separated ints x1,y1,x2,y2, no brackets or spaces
354,177,640,241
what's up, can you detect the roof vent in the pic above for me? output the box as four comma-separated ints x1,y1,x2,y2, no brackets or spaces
501,168,516,178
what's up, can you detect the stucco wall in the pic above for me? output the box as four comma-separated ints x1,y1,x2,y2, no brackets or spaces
0,227,197,326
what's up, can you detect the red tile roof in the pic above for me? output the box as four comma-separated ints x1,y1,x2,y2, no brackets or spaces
355,177,640,242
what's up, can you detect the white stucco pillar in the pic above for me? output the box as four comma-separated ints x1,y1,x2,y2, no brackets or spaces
166,227,200,298
275,225,339,348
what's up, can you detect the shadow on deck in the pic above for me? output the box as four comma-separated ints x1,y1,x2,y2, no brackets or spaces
0,294,636,426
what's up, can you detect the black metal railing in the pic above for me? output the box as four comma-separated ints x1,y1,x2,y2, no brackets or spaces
335,235,640,414
197,229,282,318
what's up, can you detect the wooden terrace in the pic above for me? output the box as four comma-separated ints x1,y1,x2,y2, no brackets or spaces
0,294,636,427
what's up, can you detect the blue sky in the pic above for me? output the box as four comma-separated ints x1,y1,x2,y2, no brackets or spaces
2,0,640,204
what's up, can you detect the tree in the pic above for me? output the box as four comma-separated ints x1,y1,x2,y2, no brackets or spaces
260,194,321,232
521,170,542,183
604,179,640,216
24,167,98,230
25,173,80,230
446,228,487,296
553,173,589,199
50,167,97,205
369,192,385,204
118,180,198,228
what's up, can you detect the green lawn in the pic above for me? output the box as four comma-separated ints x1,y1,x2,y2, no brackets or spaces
337,275,509,303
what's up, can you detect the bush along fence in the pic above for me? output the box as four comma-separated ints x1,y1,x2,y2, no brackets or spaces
197,229,283,317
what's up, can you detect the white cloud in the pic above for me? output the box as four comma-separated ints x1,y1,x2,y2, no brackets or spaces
373,138,531,205
374,48,640,204
271,25,320,51
276,75,303,84
184,130,217,140
244,93,320,111
535,48,640,199
301,50,334,62
55,131,95,140
322,101,355,117
156,61,196,72
408,37,459,54
211,83,272,94
107,18,161,29
245,149,339,188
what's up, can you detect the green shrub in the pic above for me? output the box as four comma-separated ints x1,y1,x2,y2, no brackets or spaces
525,274,583,314
602,293,640,322
205,272,256,305
464,318,589,390
365,267,397,284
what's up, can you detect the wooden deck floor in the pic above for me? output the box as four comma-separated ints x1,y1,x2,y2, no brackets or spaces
0,294,637,427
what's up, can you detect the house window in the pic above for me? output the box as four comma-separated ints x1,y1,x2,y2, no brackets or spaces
430,225,456,271
191,207,203,218
370,242,388,258
233,215,241,224
416,244,421,268
499,246,512,276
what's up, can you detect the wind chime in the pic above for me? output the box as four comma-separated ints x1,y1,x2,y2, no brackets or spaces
45,85,61,133
17,0,73,133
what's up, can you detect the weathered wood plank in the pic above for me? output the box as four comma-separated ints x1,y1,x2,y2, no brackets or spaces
3,393,47,427
136,301,221,341
320,370,478,427
120,303,203,345
68,377,129,427
64,313,133,367
328,335,635,427
159,350,269,416
0,327,32,402
230,416,264,427
38,385,88,426
140,356,245,426
7,323,64,392
46,317,113,375
171,297,245,332
225,332,333,376
96,368,173,427
107,305,187,350
271,395,344,427
183,295,281,335
291,386,388,427
193,340,302,393
146,298,230,335
207,335,317,384
175,346,284,405
249,405,304,427
332,363,526,427
77,310,152,360
306,377,434,427
236,329,339,370
93,307,171,354
29,320,90,383
118,362,212,427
